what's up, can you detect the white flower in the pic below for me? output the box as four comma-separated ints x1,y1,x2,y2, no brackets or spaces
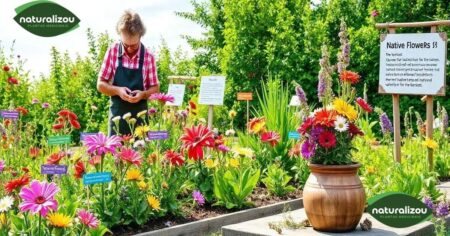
0,196,14,212
433,118,441,129
91,105,98,111
137,110,147,119
225,129,236,136
112,116,121,124
129,118,137,125
334,115,348,132
133,140,146,149
122,112,132,121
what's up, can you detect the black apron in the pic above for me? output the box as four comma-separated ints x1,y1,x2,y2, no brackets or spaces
109,43,147,136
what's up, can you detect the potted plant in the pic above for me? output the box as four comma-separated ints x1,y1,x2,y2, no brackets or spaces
295,21,369,232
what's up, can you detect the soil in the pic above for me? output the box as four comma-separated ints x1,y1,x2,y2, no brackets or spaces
110,187,303,235
439,176,450,182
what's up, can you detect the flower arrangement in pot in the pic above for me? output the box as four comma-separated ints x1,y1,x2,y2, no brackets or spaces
295,20,370,232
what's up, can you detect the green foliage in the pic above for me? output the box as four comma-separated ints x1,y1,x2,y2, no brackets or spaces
213,159,260,209
262,163,296,197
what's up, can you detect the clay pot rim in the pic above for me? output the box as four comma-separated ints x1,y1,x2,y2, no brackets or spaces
308,162,361,173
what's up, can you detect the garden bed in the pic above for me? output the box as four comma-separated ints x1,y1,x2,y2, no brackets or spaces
111,187,303,235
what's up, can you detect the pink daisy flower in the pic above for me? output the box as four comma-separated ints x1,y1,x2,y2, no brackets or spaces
83,133,122,156
19,180,59,217
78,209,99,229
116,147,142,166
149,93,175,104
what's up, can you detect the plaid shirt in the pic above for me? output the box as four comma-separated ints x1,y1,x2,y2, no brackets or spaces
98,42,159,90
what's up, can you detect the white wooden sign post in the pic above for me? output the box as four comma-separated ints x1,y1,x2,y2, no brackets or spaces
198,76,226,129
376,20,449,170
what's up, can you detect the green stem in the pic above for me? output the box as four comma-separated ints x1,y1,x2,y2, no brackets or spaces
38,214,42,236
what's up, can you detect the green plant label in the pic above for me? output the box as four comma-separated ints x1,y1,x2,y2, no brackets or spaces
13,0,80,37
367,192,432,228
48,135,71,145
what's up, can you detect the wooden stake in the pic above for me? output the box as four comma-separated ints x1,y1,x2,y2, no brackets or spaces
246,100,249,134
207,105,214,129
426,25,437,171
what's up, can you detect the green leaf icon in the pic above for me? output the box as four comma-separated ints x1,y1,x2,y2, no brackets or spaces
13,0,80,37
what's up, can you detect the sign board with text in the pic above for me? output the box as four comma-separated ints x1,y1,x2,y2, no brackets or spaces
198,76,226,105
379,33,447,96
237,92,253,101
166,84,186,106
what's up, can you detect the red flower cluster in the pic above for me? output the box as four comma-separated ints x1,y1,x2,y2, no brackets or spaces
165,150,185,166
4,173,30,193
314,109,337,127
355,97,373,113
7,77,19,85
53,109,81,131
74,161,85,179
340,71,360,84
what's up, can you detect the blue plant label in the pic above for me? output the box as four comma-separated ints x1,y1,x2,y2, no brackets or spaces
41,164,67,175
80,132,98,141
1,110,19,119
148,131,169,140
288,131,300,140
83,172,112,185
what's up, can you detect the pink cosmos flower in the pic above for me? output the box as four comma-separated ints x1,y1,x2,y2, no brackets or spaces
149,93,175,104
83,133,122,155
78,209,99,229
19,180,59,217
116,147,142,166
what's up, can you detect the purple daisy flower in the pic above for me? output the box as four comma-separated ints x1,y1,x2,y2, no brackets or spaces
192,190,205,206
436,202,449,217
301,139,316,160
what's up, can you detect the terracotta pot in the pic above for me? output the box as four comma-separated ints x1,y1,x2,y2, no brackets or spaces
303,163,365,232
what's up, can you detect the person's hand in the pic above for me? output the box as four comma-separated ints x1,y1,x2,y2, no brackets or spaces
116,87,132,102
128,90,146,103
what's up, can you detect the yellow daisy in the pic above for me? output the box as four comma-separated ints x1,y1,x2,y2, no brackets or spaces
0,213,6,226
333,98,357,121
137,181,148,190
229,158,240,168
228,110,237,119
232,146,254,158
134,125,150,138
47,212,72,228
126,169,143,181
147,195,161,211
366,166,376,174
422,138,438,150
204,159,217,169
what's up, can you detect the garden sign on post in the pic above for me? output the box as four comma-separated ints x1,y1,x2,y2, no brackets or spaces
237,92,253,133
376,20,449,170
198,76,226,129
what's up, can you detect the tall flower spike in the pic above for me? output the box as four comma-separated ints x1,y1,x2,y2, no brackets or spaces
318,45,334,105
337,19,350,74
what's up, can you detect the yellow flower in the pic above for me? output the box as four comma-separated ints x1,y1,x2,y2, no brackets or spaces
134,125,150,138
422,138,438,149
232,146,254,158
0,213,6,226
204,159,217,169
229,158,240,168
147,195,161,211
229,110,237,119
126,169,143,181
47,212,72,228
138,181,148,190
137,110,147,119
71,151,83,163
366,166,376,174
248,117,266,134
333,98,357,121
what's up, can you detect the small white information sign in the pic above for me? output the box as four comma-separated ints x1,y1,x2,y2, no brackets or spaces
379,33,447,96
166,84,186,106
289,95,300,106
198,76,226,105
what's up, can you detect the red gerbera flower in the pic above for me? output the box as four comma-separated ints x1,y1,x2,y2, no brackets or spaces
74,161,85,179
29,147,40,159
318,131,336,149
3,65,10,72
314,109,337,128
117,148,142,166
261,131,281,147
68,112,78,121
348,123,364,138
16,106,28,116
180,124,215,161
355,97,373,113
58,109,71,117
298,117,314,135
189,100,197,110
4,173,30,193
165,150,185,166
340,71,360,84
69,119,81,129
7,77,19,85
47,152,65,165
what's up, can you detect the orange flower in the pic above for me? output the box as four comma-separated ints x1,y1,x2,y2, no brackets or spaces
4,174,30,193
314,109,337,127
29,147,40,159
248,117,266,134
15,106,28,116
339,71,360,84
